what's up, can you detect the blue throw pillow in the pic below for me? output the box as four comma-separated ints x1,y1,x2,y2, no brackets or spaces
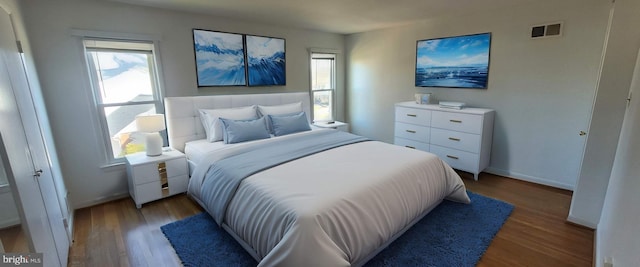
219,117,271,144
268,112,312,136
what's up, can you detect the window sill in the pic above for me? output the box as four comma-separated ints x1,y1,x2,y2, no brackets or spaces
100,162,125,172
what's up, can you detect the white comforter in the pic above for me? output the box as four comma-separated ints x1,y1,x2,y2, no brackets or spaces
189,130,470,266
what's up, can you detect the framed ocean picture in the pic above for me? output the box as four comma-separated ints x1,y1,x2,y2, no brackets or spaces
245,35,286,86
415,33,491,89
192,29,246,87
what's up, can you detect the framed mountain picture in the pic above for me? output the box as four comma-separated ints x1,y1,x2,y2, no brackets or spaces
245,35,286,86
192,29,246,87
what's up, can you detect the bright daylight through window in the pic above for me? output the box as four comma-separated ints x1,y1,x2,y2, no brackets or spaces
84,39,164,161
311,53,335,122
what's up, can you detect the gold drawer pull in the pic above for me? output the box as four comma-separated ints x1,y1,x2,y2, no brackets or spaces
448,137,461,141
158,162,169,197
446,155,459,160
406,130,416,133
406,114,417,117
450,119,462,123
405,145,416,149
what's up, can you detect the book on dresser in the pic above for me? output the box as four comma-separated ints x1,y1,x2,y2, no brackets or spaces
394,101,495,181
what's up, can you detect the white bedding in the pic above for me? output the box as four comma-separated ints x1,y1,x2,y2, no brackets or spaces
188,130,470,266
184,139,227,164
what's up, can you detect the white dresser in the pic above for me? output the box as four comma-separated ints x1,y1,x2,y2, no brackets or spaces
394,102,495,180
126,150,189,208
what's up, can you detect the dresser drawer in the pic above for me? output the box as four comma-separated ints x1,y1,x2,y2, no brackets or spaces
430,145,479,172
430,128,481,153
394,137,430,152
395,122,430,143
395,107,431,126
431,111,483,134
134,174,189,205
132,157,188,185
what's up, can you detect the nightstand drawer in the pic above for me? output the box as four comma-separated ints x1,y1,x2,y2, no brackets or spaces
430,128,481,153
430,145,478,172
394,122,430,143
132,157,188,185
431,111,482,134
133,174,188,205
394,137,430,152
395,107,431,126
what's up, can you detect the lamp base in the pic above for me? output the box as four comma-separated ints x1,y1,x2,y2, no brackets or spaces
145,132,163,157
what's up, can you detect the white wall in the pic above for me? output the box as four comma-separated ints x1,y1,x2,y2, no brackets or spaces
0,186,20,228
20,0,345,208
569,0,640,229
345,0,610,189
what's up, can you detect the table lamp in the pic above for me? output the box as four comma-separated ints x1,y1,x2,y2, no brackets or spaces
135,114,166,156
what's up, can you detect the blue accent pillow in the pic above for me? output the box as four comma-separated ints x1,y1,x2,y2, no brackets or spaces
268,112,312,136
219,117,271,144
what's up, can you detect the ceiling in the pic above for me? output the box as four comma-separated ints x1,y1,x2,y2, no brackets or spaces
112,0,552,34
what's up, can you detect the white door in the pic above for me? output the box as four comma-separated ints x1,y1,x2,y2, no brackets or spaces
0,7,68,267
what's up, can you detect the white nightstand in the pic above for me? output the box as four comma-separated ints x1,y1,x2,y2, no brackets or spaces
125,149,189,208
313,121,349,132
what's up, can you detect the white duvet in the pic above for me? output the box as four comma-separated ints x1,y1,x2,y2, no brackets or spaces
188,130,470,266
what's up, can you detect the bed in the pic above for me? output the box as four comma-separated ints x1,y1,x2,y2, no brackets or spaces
165,92,470,267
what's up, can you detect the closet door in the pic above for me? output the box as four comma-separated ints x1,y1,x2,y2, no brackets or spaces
0,7,68,267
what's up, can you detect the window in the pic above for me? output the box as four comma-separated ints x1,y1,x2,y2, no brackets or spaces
311,53,336,122
83,39,164,161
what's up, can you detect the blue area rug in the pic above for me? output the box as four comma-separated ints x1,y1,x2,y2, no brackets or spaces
161,192,513,267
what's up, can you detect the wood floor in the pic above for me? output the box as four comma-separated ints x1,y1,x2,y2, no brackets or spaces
460,172,593,267
0,225,29,253
68,172,593,267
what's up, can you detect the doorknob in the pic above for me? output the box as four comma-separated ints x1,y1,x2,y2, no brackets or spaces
34,169,43,177
579,131,587,136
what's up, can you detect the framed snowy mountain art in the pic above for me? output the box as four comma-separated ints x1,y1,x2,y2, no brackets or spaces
246,35,286,86
193,29,247,87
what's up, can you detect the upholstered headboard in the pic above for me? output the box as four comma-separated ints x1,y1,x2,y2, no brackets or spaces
164,92,311,152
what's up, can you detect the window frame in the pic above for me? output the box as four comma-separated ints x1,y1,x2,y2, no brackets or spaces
76,32,166,165
309,51,337,122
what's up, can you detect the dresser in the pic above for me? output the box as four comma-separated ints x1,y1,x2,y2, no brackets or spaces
394,102,495,180
126,150,189,208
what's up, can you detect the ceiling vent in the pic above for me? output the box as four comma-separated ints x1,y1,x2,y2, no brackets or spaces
531,22,563,39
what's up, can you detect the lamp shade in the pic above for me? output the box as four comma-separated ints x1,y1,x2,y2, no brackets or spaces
135,114,166,133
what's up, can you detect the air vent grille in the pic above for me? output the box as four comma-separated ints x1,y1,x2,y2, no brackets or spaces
531,22,563,39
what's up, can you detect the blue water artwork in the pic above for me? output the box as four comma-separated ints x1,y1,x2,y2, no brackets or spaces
416,33,491,89
193,29,246,86
246,35,286,86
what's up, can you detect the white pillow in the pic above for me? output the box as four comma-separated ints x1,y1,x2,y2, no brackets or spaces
199,106,257,142
257,102,303,117
257,102,304,133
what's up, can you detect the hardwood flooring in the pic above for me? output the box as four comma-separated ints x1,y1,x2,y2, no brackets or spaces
68,172,593,267
460,172,593,267
0,225,29,253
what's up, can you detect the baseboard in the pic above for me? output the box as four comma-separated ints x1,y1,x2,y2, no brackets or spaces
567,214,598,229
73,192,129,210
484,167,575,191
594,226,601,267
66,212,74,245
0,217,21,229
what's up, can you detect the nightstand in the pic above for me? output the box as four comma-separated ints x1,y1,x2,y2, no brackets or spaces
313,121,349,132
125,150,189,208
